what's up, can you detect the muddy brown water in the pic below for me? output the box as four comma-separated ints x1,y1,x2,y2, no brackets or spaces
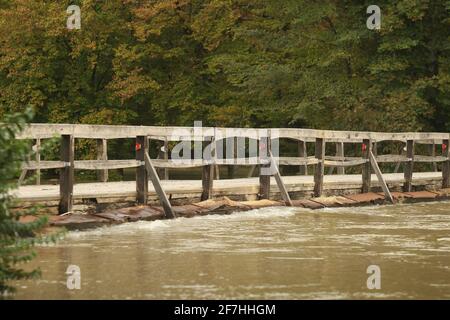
13,201,450,299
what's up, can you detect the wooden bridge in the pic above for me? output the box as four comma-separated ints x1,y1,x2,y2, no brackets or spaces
14,124,450,216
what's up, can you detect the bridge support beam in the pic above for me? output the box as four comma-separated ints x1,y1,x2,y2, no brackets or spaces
259,136,271,199
35,138,41,185
144,153,175,219
369,151,394,203
403,140,415,192
362,139,372,193
201,165,214,201
314,138,325,197
97,139,108,182
59,134,74,214
443,139,450,189
201,136,215,201
269,151,293,206
136,136,148,205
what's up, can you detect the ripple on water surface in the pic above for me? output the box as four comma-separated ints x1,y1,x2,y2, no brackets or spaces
14,201,450,299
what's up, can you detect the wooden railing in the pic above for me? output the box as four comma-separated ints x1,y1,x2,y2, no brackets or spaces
17,124,450,214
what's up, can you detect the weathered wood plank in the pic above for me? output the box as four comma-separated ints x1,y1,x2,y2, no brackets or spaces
35,139,41,185
144,153,176,219
201,136,215,201
17,124,212,140
336,142,345,175
259,136,271,199
136,136,148,205
313,138,325,197
163,138,169,180
269,152,293,206
152,159,205,168
59,135,74,214
273,127,449,142
201,165,214,201
443,139,450,188
97,139,108,182
376,154,409,163
11,172,444,205
362,139,372,193
375,154,445,163
324,159,367,167
22,161,67,170
16,123,450,143
74,160,141,170
413,155,448,163
403,140,414,192
369,151,394,203
150,157,318,168
325,156,361,161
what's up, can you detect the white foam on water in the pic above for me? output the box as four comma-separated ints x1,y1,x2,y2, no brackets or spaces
191,206,303,221
62,206,300,241
318,200,450,216
266,256,324,260
128,219,170,231
64,219,171,240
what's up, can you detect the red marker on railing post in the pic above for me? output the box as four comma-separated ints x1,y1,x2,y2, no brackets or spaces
135,143,142,151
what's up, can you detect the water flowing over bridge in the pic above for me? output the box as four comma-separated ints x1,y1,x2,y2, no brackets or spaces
13,124,450,217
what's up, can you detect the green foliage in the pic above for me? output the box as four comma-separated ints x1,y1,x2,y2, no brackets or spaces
0,0,447,294
0,0,448,158
0,109,59,297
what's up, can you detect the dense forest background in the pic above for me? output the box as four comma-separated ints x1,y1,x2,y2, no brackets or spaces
0,0,448,297
0,0,448,132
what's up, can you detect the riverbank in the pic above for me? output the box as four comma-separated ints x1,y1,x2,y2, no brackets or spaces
41,188,450,231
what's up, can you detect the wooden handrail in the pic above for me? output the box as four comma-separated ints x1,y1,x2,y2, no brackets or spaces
16,123,450,143
12,124,450,214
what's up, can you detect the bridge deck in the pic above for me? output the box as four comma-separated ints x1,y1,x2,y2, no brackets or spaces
13,172,442,204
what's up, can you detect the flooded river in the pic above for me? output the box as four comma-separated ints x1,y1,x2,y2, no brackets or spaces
14,201,450,299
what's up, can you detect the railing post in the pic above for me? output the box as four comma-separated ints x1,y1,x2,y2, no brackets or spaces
35,138,41,185
403,139,414,192
298,140,307,175
314,138,325,197
201,136,214,201
429,143,437,172
163,138,169,180
372,141,378,174
136,136,148,205
259,135,271,199
337,142,345,175
97,138,108,182
227,137,236,179
201,165,214,201
156,138,169,180
59,134,74,214
443,138,449,189
362,139,372,193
